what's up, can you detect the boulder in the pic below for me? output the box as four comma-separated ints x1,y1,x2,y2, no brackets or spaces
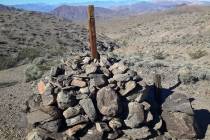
79,98,97,121
124,102,145,128
97,87,120,117
123,127,151,139
162,111,197,139
80,87,90,94
162,93,194,115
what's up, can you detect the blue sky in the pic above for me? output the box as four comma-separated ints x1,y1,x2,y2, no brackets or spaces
0,0,148,5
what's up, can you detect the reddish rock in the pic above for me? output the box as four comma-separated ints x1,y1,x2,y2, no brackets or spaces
37,81,46,94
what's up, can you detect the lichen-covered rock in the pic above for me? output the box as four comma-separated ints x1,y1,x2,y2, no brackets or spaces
97,87,120,117
124,102,145,128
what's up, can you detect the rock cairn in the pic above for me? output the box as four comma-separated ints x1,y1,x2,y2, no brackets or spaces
25,54,198,140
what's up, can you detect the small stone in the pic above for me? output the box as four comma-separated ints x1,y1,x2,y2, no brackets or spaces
100,67,111,77
85,64,98,75
57,91,76,110
26,94,42,112
146,111,153,123
99,56,111,67
66,124,87,137
76,94,89,100
123,127,151,139
50,65,65,77
40,105,61,119
80,87,90,94
109,63,128,75
124,102,145,128
66,115,89,127
96,122,110,132
141,101,151,111
120,81,136,96
83,57,91,64
109,118,122,130
26,129,52,140
79,98,97,121
153,117,163,131
97,87,120,117
63,106,82,119
113,73,130,82
40,119,62,133
90,74,107,88
80,127,104,140
37,80,46,94
71,79,87,88
108,130,122,140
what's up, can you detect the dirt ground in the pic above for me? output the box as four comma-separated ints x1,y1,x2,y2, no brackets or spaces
0,65,32,140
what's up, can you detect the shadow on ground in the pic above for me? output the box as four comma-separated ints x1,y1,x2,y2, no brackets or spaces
194,109,210,139
0,81,18,88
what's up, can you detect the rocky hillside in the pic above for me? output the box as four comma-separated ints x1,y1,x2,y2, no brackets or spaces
0,5,119,70
51,5,115,21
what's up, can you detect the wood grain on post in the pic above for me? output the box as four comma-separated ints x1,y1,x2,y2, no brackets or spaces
88,5,98,59
153,74,162,103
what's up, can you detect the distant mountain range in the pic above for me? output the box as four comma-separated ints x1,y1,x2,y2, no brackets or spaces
2,0,210,21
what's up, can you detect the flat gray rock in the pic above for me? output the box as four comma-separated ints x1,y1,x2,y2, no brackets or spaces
162,93,194,115
162,111,197,139
79,98,97,121
123,127,151,139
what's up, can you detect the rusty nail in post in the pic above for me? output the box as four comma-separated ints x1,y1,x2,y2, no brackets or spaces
88,5,98,59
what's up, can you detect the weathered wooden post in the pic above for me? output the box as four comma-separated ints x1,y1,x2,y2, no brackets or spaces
154,74,162,103
88,5,98,59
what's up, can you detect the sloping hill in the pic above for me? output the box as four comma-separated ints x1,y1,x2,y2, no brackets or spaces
0,5,119,70
51,5,115,21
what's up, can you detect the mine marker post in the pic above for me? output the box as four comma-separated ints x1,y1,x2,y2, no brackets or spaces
88,5,98,59
154,74,162,104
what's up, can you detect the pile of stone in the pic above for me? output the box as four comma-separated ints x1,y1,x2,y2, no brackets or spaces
25,54,198,140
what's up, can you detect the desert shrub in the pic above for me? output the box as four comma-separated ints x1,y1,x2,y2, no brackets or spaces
188,49,207,59
178,66,198,84
0,56,18,70
24,64,43,82
153,50,168,60
17,47,42,62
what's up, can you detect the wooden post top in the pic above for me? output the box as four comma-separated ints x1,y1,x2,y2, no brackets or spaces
88,5,95,18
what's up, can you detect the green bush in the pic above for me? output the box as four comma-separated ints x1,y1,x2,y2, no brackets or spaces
188,49,208,59
24,64,43,82
17,48,41,62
